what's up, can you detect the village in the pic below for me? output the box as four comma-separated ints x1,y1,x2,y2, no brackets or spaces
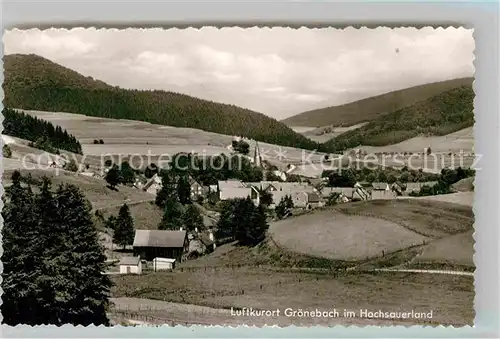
102,139,464,276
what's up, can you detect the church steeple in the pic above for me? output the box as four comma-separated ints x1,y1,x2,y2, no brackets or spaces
254,141,262,168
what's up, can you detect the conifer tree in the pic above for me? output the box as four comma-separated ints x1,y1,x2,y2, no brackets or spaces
177,175,192,205
241,203,269,246
183,204,204,232
1,173,112,325
158,197,184,230
119,161,135,184
113,203,135,249
105,165,121,189
155,170,178,207
215,200,237,241
233,197,257,244
53,184,112,325
1,171,40,325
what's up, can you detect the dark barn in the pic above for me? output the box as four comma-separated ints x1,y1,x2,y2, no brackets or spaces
133,230,188,262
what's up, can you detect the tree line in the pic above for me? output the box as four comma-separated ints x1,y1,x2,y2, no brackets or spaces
2,171,111,326
3,107,83,154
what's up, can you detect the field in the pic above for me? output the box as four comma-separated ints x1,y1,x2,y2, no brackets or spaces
294,123,368,143
356,127,474,154
96,201,163,230
110,268,473,326
335,199,474,238
270,212,428,261
406,192,474,208
410,229,474,271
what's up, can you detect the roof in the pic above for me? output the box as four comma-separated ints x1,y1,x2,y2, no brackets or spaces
355,181,372,188
372,182,389,190
133,230,187,248
218,180,246,190
404,181,439,191
119,256,141,266
322,187,354,198
143,174,161,191
153,257,176,263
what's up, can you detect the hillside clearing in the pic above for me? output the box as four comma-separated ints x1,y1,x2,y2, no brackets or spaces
355,127,474,154
2,168,154,210
270,211,428,261
96,201,163,230
20,110,327,166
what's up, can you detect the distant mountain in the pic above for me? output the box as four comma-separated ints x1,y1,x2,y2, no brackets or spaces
3,54,318,151
320,85,475,152
282,78,474,128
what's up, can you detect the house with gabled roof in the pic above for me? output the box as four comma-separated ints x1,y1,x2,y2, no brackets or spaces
218,180,260,205
371,182,396,200
142,173,162,195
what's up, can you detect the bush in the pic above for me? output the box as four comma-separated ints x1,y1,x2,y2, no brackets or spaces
63,160,79,172
3,144,12,158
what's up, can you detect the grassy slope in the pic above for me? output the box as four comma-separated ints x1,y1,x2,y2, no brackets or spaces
3,54,318,150
322,85,475,151
2,168,155,210
282,77,473,128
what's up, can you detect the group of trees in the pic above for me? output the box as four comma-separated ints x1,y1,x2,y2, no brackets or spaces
154,169,205,232
409,167,476,197
2,171,111,326
149,152,264,186
275,195,294,219
3,107,83,154
105,161,139,189
4,54,319,152
93,139,105,144
215,197,269,246
231,139,250,155
321,166,442,187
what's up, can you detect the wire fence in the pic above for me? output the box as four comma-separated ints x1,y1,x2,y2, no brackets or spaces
111,309,217,326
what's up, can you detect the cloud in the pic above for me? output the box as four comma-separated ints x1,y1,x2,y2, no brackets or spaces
3,27,474,120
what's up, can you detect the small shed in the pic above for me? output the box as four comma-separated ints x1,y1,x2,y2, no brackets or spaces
119,256,142,275
153,257,176,271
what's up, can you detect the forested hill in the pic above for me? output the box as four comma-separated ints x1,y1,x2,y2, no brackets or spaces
282,77,474,128
3,54,319,151
321,85,475,152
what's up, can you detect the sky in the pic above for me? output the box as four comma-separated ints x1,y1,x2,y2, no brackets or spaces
4,27,474,120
